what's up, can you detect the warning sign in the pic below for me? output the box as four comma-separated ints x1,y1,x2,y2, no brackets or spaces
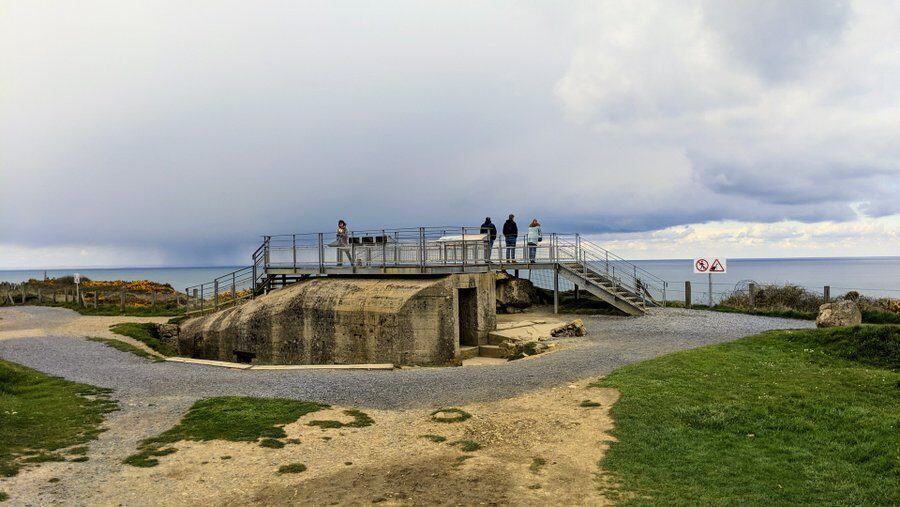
693,257,727,274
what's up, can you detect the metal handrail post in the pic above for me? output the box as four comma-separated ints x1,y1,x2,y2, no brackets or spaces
263,236,270,268
200,285,204,312
394,231,399,265
351,232,357,273
317,233,324,274
213,280,219,309
461,227,467,269
381,229,387,270
292,234,297,270
419,227,426,272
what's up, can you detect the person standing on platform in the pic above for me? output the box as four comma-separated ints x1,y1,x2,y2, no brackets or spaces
480,217,497,260
526,218,542,262
503,214,518,261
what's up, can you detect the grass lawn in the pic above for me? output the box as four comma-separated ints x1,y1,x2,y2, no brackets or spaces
596,325,899,505
86,337,163,362
0,359,118,477
676,303,900,325
109,323,177,356
124,396,328,467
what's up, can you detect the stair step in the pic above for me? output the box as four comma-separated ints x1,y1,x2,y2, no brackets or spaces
478,345,505,359
458,346,479,360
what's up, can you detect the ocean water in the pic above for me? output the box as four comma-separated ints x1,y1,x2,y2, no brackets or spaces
1,257,898,299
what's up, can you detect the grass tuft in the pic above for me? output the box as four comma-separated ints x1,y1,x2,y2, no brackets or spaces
0,359,117,477
579,399,601,408
0,491,7,502
109,323,177,356
419,434,446,443
277,463,307,474
124,397,327,467
450,440,481,452
307,409,374,429
529,457,547,473
87,337,163,362
259,438,285,449
596,325,899,505
430,408,471,423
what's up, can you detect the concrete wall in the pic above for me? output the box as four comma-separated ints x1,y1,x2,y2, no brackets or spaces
178,272,495,366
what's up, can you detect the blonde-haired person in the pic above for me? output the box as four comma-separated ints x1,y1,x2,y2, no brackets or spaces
526,218,542,262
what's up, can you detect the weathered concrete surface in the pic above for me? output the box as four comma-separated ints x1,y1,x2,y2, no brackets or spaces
178,273,495,366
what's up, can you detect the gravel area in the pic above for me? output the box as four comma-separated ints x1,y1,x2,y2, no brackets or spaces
0,306,814,410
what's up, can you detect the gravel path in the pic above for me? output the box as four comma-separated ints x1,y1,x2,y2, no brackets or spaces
0,306,814,410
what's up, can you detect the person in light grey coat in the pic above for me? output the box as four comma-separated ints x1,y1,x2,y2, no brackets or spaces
333,219,353,265
526,218,542,262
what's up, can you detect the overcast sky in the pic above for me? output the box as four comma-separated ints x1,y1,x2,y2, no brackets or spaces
1,0,898,268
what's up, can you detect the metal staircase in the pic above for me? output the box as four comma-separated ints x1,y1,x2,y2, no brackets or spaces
183,226,667,317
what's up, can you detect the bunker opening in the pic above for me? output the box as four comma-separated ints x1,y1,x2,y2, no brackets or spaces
457,287,478,347
233,350,256,364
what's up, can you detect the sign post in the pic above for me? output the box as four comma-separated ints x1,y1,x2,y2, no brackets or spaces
693,257,727,306
74,273,81,306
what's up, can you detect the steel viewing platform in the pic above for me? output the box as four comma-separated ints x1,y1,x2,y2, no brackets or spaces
185,226,669,317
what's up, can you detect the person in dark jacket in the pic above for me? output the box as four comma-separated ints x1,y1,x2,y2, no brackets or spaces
502,214,518,261
480,217,497,260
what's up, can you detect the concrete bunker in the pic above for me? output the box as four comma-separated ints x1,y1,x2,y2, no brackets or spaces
178,272,496,366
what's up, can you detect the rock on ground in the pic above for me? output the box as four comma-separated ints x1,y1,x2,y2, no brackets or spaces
551,319,586,337
816,300,862,328
495,272,541,312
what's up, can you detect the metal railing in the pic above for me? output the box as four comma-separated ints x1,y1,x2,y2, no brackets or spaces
185,225,671,315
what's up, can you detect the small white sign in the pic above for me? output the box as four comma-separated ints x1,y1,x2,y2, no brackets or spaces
693,257,727,274
74,273,81,284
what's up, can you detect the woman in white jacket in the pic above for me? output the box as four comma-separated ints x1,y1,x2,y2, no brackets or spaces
525,218,541,263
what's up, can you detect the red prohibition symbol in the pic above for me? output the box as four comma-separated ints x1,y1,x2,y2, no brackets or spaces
695,259,709,272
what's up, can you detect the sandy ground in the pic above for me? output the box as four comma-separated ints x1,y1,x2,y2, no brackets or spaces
0,308,618,506
5,380,618,506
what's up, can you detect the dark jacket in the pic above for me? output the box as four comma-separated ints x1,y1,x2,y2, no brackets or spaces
480,220,497,241
502,219,518,237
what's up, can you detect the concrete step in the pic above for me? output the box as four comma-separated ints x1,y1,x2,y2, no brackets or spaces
478,345,505,358
458,345,479,360
486,332,507,345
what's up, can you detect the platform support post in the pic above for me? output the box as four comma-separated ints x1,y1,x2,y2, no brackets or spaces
553,266,559,314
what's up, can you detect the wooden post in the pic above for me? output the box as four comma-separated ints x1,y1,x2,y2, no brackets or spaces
748,283,756,310
63,287,68,303
53,290,57,303
214,280,219,309
21,284,26,304
151,290,156,307
93,292,99,309
192,289,198,312
684,281,692,308
37,288,42,303
823,285,830,303
574,284,580,300
119,290,125,313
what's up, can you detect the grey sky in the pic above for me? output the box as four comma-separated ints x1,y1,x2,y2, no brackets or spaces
1,0,898,267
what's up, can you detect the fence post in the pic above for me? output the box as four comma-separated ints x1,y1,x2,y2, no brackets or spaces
37,288,42,303
663,281,668,307
192,289,198,311
684,281,692,308
232,272,237,304
574,284,580,300
214,280,219,309
823,285,830,303
151,290,156,307
21,284,26,304
93,292,98,309
200,285,204,312
317,233,325,274
748,283,756,309
119,290,125,313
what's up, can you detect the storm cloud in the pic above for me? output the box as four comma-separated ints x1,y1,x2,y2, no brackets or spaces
1,0,898,266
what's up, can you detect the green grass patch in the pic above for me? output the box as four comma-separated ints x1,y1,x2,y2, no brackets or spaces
109,323,177,356
450,440,481,452
430,408,471,423
596,325,899,505
0,359,117,477
124,396,326,467
87,337,163,362
579,399,602,408
706,304,900,325
307,409,374,429
277,463,307,474
530,457,547,473
259,438,285,449
420,434,447,443
0,491,7,502
862,309,900,325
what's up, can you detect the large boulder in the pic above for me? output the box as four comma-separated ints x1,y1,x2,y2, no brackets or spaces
495,272,540,312
816,300,862,328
